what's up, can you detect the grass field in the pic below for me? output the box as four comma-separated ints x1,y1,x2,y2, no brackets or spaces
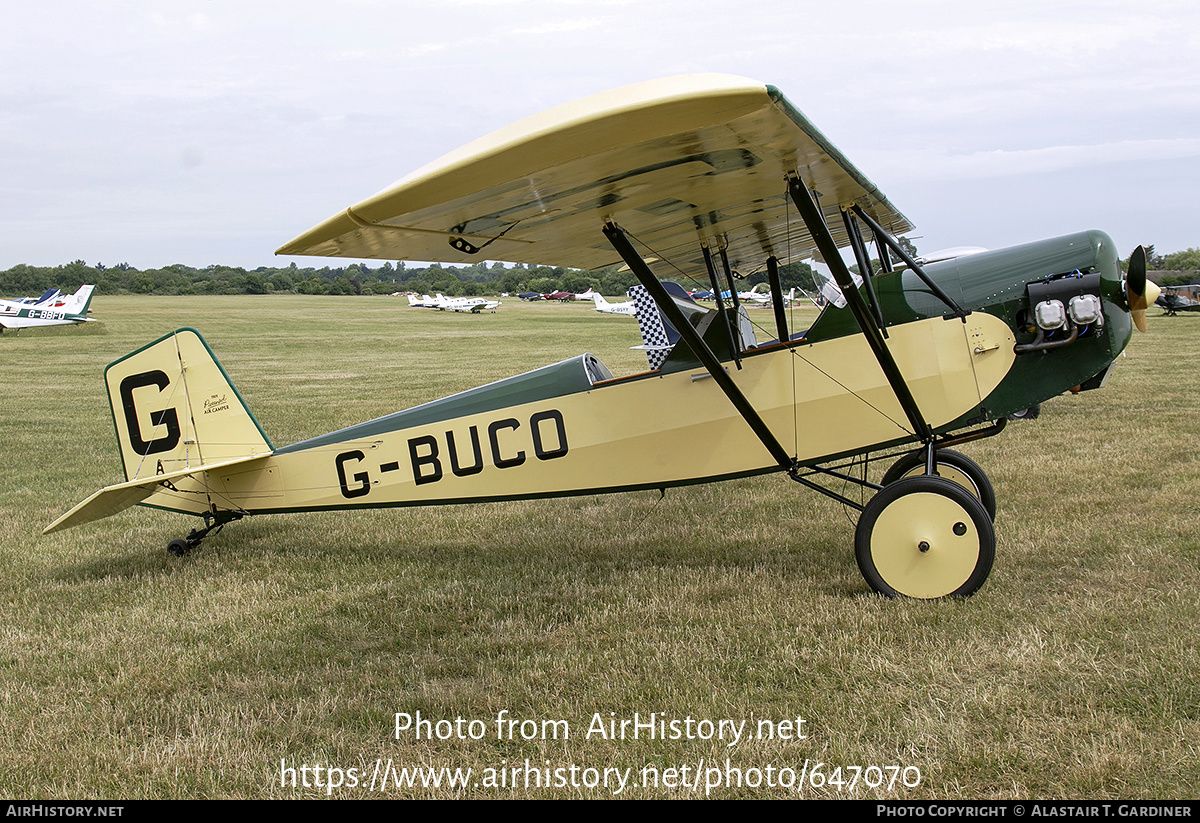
1,294,1197,799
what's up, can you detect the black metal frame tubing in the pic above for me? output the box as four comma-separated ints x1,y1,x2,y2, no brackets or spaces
702,244,743,369
603,222,794,469
786,177,933,442
850,204,967,319
766,256,790,343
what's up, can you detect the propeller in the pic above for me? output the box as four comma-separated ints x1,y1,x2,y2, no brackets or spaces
1126,245,1161,332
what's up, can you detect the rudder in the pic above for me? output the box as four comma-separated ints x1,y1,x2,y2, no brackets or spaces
105,328,272,482
65,285,95,317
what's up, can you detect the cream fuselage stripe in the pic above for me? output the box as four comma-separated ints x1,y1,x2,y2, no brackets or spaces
132,313,1014,517
335,408,570,496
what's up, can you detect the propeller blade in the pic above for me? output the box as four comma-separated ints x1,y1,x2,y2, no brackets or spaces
1126,245,1158,332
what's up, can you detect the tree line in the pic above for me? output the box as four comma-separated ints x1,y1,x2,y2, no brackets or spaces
4,245,1195,299
0,257,822,299
1143,246,1200,287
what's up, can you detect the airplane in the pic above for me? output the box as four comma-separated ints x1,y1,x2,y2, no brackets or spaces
739,284,772,304
432,294,502,313
452,296,502,313
592,292,636,315
691,284,772,304
1,285,97,331
546,289,600,302
406,293,500,312
45,74,1161,600
1156,285,1200,315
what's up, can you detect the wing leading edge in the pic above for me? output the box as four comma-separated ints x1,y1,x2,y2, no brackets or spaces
276,74,912,275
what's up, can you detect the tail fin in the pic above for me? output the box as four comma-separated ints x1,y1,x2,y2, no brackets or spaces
628,285,679,370
105,328,272,482
627,282,714,369
64,285,95,317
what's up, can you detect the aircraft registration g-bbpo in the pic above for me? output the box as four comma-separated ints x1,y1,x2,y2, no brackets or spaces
46,75,1159,599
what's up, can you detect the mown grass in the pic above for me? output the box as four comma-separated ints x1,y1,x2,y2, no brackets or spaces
1,295,1197,799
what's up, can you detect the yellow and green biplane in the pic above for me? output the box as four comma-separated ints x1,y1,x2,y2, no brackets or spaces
45,75,1160,599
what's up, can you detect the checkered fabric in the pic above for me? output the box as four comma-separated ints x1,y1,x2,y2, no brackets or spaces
628,285,673,370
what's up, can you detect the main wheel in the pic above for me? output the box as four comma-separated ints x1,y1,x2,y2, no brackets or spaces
167,538,192,557
1007,405,1040,420
855,475,995,599
881,448,996,521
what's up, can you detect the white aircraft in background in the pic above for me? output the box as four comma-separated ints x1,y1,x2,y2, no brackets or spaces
740,284,772,304
592,293,636,315
0,285,97,331
431,294,501,312
406,293,499,312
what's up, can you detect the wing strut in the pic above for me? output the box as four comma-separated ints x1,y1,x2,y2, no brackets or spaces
842,210,887,335
701,244,742,369
602,222,793,470
871,225,895,273
766,256,790,343
850,204,967,318
786,177,933,442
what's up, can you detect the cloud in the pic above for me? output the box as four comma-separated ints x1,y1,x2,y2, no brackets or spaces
868,139,1200,182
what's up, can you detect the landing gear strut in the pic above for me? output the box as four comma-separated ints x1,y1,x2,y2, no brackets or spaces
881,447,996,521
792,437,1000,599
166,510,243,556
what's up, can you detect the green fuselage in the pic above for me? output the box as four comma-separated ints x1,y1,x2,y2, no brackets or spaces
804,229,1131,424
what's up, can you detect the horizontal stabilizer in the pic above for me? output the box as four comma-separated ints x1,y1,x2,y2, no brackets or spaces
43,454,270,535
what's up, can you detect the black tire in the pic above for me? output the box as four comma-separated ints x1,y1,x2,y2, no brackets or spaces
881,448,996,521
855,475,995,599
167,538,192,557
1007,405,1040,420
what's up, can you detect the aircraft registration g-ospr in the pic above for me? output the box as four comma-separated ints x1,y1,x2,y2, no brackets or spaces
46,74,1160,599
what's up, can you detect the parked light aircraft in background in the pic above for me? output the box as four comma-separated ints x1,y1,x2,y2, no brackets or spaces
1,285,97,331
1156,285,1199,315
545,288,598,302
740,284,772,304
408,293,501,312
434,294,502,313
47,75,1158,600
592,293,636,315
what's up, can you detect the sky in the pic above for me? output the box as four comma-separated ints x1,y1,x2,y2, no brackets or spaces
2,0,1198,271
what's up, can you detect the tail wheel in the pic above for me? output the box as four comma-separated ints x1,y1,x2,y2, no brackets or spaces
855,475,995,599
881,448,996,521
